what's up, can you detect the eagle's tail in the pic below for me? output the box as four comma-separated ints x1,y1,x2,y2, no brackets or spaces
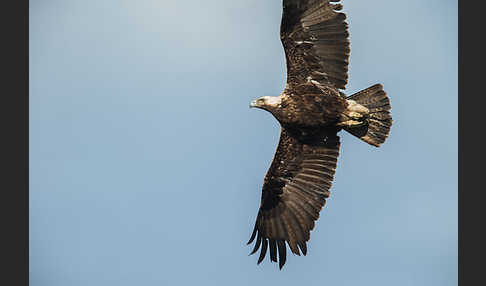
344,84,392,147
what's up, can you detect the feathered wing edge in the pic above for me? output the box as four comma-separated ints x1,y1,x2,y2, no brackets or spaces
248,129,340,269
281,0,350,89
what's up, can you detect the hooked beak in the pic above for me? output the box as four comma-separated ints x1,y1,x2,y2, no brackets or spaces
249,99,258,109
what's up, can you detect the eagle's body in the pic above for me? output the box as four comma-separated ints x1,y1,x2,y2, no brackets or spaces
276,84,348,127
248,0,392,269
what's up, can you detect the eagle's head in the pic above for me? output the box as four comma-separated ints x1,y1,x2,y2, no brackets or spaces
249,96,282,111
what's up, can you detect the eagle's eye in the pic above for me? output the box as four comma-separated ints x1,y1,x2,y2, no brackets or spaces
257,98,265,105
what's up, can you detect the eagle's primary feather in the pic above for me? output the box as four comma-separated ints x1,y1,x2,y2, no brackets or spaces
248,128,340,267
248,0,392,269
281,0,349,89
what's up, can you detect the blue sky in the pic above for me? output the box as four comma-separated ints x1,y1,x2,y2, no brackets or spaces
30,0,457,285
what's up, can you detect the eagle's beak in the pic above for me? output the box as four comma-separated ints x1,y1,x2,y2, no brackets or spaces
249,99,258,109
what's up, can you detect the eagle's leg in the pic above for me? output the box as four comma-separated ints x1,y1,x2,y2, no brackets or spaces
336,118,366,128
336,111,367,128
336,100,369,128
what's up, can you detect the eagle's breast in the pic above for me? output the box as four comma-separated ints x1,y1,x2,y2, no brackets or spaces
276,87,347,128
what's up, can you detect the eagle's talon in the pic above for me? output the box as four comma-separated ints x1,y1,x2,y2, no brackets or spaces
336,120,366,128
347,111,363,120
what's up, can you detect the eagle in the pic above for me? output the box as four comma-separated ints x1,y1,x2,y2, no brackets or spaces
247,0,392,269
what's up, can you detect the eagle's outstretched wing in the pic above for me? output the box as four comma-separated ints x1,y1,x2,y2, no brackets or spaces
281,0,350,89
248,128,340,269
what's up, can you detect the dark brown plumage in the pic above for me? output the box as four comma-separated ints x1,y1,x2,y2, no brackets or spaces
248,0,392,269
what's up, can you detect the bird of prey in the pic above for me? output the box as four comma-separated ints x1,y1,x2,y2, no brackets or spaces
248,0,392,269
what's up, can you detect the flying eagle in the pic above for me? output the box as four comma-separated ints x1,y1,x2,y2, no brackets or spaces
247,0,392,269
